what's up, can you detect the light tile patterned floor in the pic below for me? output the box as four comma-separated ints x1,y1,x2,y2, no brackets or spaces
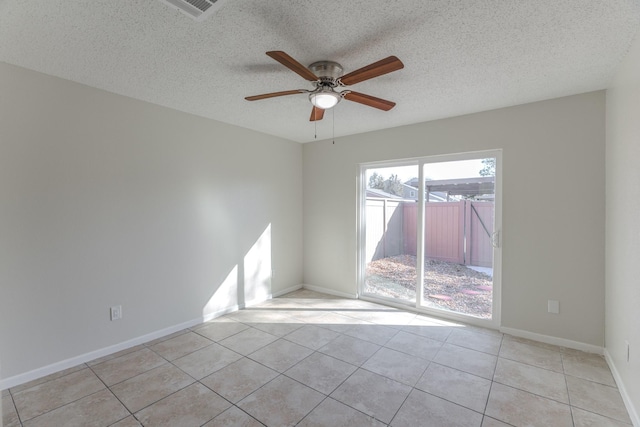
2,289,633,427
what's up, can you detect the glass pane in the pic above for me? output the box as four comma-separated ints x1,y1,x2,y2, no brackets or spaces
419,158,495,319
363,165,418,303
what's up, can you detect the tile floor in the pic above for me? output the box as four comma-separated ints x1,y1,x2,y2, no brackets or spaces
1,289,633,427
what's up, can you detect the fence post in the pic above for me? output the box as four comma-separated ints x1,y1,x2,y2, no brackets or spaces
382,198,387,258
464,200,471,265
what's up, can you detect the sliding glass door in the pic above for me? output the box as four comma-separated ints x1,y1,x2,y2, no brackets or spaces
358,151,501,326
361,164,419,304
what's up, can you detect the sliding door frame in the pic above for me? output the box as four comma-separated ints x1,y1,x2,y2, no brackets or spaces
357,149,502,329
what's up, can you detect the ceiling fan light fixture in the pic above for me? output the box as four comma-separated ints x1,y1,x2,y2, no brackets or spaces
246,51,404,121
309,88,341,109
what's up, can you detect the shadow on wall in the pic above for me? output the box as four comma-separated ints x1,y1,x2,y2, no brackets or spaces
201,224,272,319
367,199,405,262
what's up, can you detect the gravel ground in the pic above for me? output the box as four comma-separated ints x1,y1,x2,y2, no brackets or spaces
365,255,493,318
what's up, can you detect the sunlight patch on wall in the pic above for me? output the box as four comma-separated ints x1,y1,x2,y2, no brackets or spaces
202,265,238,319
244,224,272,306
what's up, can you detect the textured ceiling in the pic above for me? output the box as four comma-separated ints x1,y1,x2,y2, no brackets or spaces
1,0,639,143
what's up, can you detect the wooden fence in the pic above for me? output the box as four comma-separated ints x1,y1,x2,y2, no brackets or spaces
366,199,494,267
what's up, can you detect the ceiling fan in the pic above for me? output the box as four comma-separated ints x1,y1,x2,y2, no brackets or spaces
245,51,404,121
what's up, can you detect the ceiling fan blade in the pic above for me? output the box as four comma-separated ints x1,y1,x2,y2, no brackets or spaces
344,91,396,111
266,51,319,81
309,106,325,121
339,56,404,86
245,90,305,101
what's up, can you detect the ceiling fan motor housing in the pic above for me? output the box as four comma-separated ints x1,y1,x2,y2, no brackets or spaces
308,61,344,109
309,61,343,85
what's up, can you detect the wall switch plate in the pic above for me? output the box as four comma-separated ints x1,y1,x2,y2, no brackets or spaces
110,305,122,321
548,300,560,314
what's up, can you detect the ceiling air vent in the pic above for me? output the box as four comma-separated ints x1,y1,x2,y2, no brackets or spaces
158,0,229,22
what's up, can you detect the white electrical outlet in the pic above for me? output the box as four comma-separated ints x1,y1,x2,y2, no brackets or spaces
548,300,560,314
110,305,122,321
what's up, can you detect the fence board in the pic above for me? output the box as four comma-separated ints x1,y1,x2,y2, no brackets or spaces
468,201,494,267
402,202,418,256
365,198,404,262
368,198,494,267
365,199,385,262
385,200,404,258
425,202,464,263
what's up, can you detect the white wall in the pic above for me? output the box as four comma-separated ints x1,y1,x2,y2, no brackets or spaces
303,91,605,346
0,62,303,381
606,30,640,423
0,57,614,391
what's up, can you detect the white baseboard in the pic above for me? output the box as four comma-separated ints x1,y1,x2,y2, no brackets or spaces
302,283,358,299
243,296,271,308
0,284,344,390
0,304,244,391
500,327,604,355
272,284,303,297
605,349,640,427
202,305,240,323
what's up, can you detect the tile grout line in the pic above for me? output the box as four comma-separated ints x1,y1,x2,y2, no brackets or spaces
15,387,108,425
8,291,631,426
388,362,431,426
267,326,390,424
5,388,22,427
9,363,89,396
561,352,577,427
11,365,108,424
152,342,244,423
482,333,504,415
85,362,142,426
